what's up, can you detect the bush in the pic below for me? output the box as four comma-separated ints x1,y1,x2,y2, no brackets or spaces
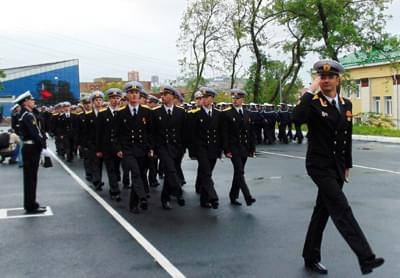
354,112,395,129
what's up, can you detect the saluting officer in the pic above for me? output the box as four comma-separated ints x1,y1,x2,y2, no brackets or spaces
114,81,154,213
15,91,47,214
96,88,123,202
191,87,223,209
222,89,256,206
152,86,186,210
293,60,384,275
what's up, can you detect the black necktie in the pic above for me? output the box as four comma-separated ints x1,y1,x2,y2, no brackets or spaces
208,110,212,117
331,99,340,112
168,109,172,116
133,108,137,116
239,109,243,118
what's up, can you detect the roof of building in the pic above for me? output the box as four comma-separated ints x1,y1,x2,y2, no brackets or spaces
340,48,400,69
0,59,79,82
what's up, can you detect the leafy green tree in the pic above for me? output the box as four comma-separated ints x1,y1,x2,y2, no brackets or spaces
281,0,395,60
178,0,229,99
245,57,303,104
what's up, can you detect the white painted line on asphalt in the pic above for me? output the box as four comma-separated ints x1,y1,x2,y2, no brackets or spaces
48,149,185,278
0,206,53,219
258,151,400,175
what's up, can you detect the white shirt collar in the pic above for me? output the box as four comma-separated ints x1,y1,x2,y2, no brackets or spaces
234,106,243,114
128,104,139,114
323,93,339,105
164,105,174,113
202,106,212,115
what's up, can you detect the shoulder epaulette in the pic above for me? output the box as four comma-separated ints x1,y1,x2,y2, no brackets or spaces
85,110,93,115
340,95,350,105
118,105,126,111
75,111,83,115
187,108,200,113
141,104,151,109
99,108,107,113
214,108,222,112
154,106,162,110
52,113,59,116
176,106,184,109
312,95,319,100
223,107,232,111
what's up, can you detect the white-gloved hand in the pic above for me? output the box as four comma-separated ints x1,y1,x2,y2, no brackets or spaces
41,148,51,157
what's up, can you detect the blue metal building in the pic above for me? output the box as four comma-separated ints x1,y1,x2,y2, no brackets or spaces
0,59,80,117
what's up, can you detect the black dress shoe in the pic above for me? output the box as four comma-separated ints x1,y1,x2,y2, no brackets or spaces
305,260,328,275
177,197,185,207
211,201,219,209
200,202,212,208
162,201,172,210
110,194,122,202
130,206,140,214
360,257,384,275
25,207,47,214
140,200,148,210
230,200,242,206
245,197,256,206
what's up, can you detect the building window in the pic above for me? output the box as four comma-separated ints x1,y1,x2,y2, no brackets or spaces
361,78,369,87
354,80,361,98
373,96,381,114
384,96,392,115
392,75,400,85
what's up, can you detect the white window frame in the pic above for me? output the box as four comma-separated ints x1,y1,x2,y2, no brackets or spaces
384,96,392,116
373,96,381,114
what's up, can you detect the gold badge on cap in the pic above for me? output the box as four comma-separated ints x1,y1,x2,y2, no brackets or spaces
323,63,331,72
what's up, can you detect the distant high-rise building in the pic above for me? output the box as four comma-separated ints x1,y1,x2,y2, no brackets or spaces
151,75,159,85
128,70,139,81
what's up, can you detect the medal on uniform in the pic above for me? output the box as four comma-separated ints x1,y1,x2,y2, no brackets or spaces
321,111,328,117
142,117,146,124
233,117,236,122
346,110,352,121
159,116,162,121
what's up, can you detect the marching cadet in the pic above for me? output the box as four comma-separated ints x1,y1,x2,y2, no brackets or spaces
147,95,161,188
114,81,154,213
222,89,256,206
57,102,74,162
277,103,290,144
14,91,47,214
95,88,123,202
76,97,92,180
174,91,187,186
191,87,223,209
50,104,63,155
262,103,277,145
287,104,294,141
187,91,203,194
152,86,186,209
249,103,263,144
138,88,151,195
83,91,105,191
294,60,384,275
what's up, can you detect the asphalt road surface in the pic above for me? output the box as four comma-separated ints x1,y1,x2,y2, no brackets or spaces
0,140,399,278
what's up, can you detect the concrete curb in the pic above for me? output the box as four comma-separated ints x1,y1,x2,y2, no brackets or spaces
277,129,400,144
352,134,400,144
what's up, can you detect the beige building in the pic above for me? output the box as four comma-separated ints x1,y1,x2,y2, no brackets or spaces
340,49,400,127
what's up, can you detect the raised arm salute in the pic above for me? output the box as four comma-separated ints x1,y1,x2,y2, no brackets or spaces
294,60,384,276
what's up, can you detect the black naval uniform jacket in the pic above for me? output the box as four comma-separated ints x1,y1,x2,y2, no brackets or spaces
191,107,223,159
19,107,46,149
222,107,256,157
56,113,74,137
152,106,186,159
114,105,154,157
81,110,100,148
293,91,352,182
96,107,118,155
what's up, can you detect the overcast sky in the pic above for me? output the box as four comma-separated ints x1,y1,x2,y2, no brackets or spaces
1,0,400,84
